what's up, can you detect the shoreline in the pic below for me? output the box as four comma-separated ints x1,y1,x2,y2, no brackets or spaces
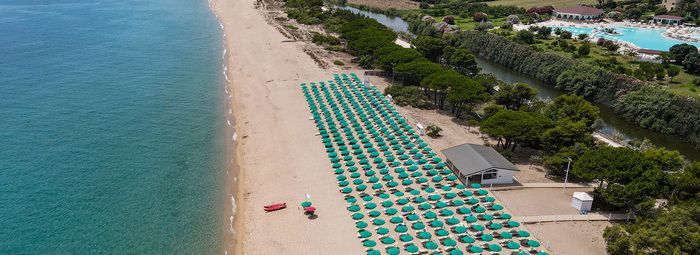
208,0,244,254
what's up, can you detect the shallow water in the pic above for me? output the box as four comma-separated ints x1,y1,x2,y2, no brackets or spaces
0,0,227,253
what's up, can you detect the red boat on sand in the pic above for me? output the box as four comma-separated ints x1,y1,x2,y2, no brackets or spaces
264,203,287,211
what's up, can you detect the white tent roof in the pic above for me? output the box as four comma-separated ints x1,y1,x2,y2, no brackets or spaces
573,192,594,201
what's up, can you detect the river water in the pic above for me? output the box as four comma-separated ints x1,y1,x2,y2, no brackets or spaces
338,5,700,161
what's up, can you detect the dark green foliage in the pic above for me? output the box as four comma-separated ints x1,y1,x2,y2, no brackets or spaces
426,125,443,138
420,70,464,109
378,48,423,71
483,105,503,120
384,84,433,109
544,94,600,130
683,52,700,73
515,30,535,44
667,65,681,82
604,40,621,52
670,43,698,64
419,2,429,9
480,110,551,151
561,30,572,39
578,43,590,57
358,55,373,69
542,143,589,176
493,83,538,110
333,60,344,66
413,36,447,62
394,59,444,86
448,49,481,77
311,33,340,45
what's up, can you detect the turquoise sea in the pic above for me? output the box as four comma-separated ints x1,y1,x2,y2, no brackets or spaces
0,0,227,254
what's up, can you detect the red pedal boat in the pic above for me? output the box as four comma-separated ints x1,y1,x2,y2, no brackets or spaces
264,203,287,211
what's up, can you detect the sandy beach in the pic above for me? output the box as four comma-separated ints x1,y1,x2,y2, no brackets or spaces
211,0,366,254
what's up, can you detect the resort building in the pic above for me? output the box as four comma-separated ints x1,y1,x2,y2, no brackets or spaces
637,49,665,64
653,14,683,25
441,143,520,185
552,6,605,21
661,0,683,11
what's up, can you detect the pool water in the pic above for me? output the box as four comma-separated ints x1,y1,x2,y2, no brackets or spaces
555,26,700,51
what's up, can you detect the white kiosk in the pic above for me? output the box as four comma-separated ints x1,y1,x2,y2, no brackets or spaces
572,192,594,212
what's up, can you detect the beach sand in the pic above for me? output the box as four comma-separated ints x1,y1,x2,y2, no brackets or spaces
211,0,366,254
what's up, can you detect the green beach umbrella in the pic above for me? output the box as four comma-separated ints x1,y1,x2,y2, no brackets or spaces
425,242,438,250
351,172,361,178
369,176,380,183
418,232,432,239
402,206,414,212
400,234,414,242
363,240,376,247
374,183,385,190
424,187,435,193
387,181,399,187
462,191,473,196
492,204,504,210
527,240,541,247
368,250,381,255
354,179,364,185
406,245,419,253
489,244,502,252
407,165,418,171
341,187,352,193
472,224,485,231
379,168,390,174
417,178,428,183
397,198,410,205
484,196,495,202
368,210,381,217
429,195,441,200
407,214,420,221
467,198,479,204
441,186,452,191
391,161,401,167
450,249,464,255
378,193,390,199
357,184,367,191
382,237,396,244
383,175,394,181
348,206,361,212
431,220,444,228
346,197,357,203
481,214,494,220
480,234,493,241
431,176,443,182
446,175,458,181
420,203,432,210
411,172,423,177
395,225,408,233
412,222,426,230
337,175,347,181
518,230,530,237
474,207,486,213
366,170,376,176
507,242,520,249
425,212,438,219
489,223,503,229
356,221,368,228
455,184,466,189
441,209,454,216
377,228,389,235
334,168,344,174
410,189,420,195
394,167,405,173
452,200,465,206
427,170,438,175
446,218,460,225
470,183,481,188
391,217,403,224
414,197,426,203
387,247,400,255
382,200,394,207
353,213,365,220
443,239,457,246
385,208,398,215
477,189,488,195
462,236,476,243
508,221,521,227
398,172,409,178
453,226,467,233
436,229,449,237
501,232,513,239
436,202,447,208
363,196,373,202
537,252,549,255
500,213,512,219
302,201,312,207
359,230,372,238
470,246,483,253
373,219,385,225
459,208,471,214
444,193,457,199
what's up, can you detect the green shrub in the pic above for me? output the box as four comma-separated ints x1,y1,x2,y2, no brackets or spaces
426,125,443,138
333,60,344,66
384,84,433,109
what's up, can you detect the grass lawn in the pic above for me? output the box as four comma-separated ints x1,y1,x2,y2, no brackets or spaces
434,16,507,30
484,0,597,8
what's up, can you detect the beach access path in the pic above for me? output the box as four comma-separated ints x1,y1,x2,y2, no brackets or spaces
212,0,365,254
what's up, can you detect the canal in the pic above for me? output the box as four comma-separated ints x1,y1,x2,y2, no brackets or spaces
338,5,700,161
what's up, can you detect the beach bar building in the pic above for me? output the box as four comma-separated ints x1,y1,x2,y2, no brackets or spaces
653,15,683,25
552,6,605,21
637,49,665,64
441,143,520,185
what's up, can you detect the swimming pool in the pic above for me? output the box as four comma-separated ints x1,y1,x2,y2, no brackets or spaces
555,26,700,51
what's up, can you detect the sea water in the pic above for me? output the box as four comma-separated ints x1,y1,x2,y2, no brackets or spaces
0,0,227,253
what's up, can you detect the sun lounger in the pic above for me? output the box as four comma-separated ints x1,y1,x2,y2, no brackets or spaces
529,248,538,253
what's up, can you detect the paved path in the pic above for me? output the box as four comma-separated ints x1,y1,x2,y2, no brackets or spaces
487,182,595,190
515,213,634,223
